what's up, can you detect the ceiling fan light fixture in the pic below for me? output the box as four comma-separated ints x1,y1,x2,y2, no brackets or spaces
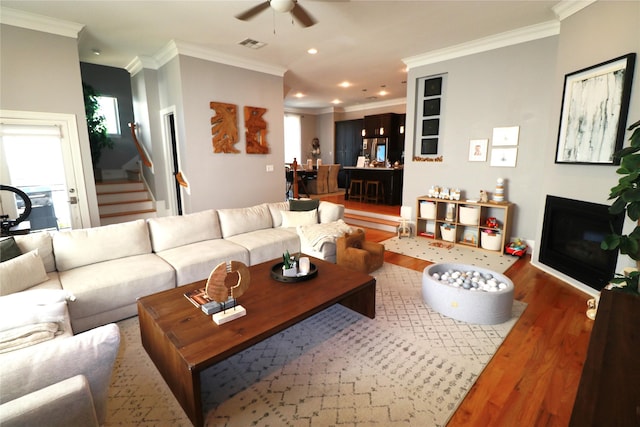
270,0,295,13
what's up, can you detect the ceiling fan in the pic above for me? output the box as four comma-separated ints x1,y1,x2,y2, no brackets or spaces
236,0,317,28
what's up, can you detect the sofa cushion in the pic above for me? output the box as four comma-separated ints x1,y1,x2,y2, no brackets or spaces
217,204,273,238
318,201,344,224
58,254,175,324
226,228,300,265
280,209,318,227
0,289,74,333
14,232,56,273
0,375,99,427
0,323,120,425
147,209,221,252
53,220,152,271
0,237,22,262
289,199,319,212
266,201,290,228
155,239,249,286
0,251,49,296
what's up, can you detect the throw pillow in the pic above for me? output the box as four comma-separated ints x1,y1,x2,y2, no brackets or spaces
289,199,320,212
280,209,318,227
0,237,22,262
0,250,49,296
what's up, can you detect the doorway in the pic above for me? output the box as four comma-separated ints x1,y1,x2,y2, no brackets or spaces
0,111,91,231
161,107,183,216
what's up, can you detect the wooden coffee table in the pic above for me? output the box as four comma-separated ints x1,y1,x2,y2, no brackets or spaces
137,256,376,426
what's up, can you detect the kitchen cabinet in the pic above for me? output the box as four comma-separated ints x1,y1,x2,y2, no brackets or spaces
335,119,364,187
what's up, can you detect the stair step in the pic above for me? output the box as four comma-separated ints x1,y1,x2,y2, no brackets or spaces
344,209,401,233
98,200,154,215
99,209,157,226
97,190,149,204
96,181,145,193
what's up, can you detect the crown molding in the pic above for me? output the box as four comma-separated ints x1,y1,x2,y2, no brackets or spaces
152,40,287,77
402,20,560,69
552,0,597,21
0,7,84,38
341,97,406,113
125,56,159,76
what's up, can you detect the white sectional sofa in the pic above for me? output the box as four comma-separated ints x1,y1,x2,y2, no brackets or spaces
0,199,349,426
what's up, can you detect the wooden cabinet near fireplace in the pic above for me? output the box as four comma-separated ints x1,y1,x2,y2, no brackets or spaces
416,196,513,254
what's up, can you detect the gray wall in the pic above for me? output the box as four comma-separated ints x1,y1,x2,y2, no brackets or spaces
158,55,285,212
531,0,640,293
80,62,138,170
0,24,100,226
403,36,558,243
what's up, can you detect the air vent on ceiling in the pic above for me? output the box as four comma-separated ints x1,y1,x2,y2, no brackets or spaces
239,38,267,49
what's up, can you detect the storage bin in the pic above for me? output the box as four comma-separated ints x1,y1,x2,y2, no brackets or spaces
440,225,456,242
459,206,479,225
481,230,502,251
420,201,436,219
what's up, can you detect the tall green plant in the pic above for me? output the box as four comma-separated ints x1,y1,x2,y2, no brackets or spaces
601,119,640,293
82,83,113,167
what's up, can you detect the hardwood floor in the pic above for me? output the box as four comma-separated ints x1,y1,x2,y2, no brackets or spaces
321,193,592,427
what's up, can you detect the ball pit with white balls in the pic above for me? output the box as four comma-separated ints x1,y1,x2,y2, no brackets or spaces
422,263,514,324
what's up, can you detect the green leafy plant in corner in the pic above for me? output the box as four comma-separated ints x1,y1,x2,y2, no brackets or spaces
601,119,640,294
82,82,114,167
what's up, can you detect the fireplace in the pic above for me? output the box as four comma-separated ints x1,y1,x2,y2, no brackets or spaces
539,195,624,291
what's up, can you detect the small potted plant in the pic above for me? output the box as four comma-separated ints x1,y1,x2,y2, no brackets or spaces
282,250,297,277
601,119,640,295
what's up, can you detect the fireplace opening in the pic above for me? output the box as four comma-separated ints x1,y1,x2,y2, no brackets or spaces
539,195,625,291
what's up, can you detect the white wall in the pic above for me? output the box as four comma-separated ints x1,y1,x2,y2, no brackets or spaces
0,24,100,226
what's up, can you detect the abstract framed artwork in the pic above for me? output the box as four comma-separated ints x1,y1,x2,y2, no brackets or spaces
555,53,636,165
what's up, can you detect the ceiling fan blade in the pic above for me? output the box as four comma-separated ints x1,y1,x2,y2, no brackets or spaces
235,1,271,21
291,2,317,27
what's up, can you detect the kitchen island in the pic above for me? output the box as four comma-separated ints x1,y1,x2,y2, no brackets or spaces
344,166,404,205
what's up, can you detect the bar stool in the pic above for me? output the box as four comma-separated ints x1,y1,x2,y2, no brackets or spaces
364,180,384,204
349,179,364,202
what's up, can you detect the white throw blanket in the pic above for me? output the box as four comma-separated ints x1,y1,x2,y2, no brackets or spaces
297,220,353,251
0,322,61,353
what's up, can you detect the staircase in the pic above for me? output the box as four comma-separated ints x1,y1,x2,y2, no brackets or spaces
344,209,401,233
96,179,156,226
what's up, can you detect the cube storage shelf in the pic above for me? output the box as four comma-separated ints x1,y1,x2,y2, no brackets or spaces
416,196,513,254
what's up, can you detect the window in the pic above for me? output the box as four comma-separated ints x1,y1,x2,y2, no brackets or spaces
96,96,121,135
284,114,301,164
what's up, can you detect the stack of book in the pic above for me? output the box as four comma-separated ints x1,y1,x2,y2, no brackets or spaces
184,288,236,315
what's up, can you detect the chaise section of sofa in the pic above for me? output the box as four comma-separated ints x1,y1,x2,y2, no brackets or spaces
52,220,175,333
147,209,250,286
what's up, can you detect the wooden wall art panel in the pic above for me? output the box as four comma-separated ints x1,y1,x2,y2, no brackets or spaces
244,106,270,154
210,102,240,153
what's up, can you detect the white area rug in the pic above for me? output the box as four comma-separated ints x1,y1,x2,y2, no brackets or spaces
105,264,525,426
382,236,518,273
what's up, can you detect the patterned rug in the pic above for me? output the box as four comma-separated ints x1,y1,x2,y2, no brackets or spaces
382,236,518,273
105,264,525,426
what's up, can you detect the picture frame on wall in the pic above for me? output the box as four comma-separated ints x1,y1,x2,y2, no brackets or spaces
555,53,636,165
468,139,488,161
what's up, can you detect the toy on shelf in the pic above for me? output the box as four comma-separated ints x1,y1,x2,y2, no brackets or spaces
505,238,528,257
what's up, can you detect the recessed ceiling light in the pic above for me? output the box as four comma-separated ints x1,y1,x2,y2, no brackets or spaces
294,92,305,98
92,49,101,56
307,48,318,55
379,90,388,96
339,81,351,88
331,99,342,104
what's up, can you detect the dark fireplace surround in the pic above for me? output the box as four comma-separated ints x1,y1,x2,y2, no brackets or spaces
539,195,625,291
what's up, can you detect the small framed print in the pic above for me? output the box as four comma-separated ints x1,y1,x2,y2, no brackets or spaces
492,126,519,146
490,147,518,167
469,139,488,162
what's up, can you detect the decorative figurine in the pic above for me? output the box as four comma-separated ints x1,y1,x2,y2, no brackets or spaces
479,190,489,203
